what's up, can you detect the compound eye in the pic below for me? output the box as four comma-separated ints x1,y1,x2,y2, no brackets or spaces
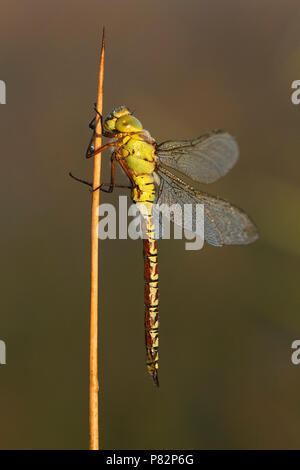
115,115,143,132
104,118,116,132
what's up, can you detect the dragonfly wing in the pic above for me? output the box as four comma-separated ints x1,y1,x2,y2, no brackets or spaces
154,167,258,247
156,130,239,184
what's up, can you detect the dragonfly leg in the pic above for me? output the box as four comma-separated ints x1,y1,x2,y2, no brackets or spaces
93,103,103,124
69,172,131,192
86,141,115,159
93,154,116,193
92,104,115,138
91,183,132,192
89,105,104,133
88,116,97,132
86,103,114,158
69,172,93,188
86,106,102,157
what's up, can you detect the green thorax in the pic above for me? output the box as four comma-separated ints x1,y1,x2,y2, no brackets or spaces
122,131,157,204
122,130,157,176
103,106,157,204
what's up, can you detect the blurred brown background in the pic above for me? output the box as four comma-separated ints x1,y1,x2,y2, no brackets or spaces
0,0,300,450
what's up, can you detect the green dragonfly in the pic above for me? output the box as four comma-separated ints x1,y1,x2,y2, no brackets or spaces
71,106,258,386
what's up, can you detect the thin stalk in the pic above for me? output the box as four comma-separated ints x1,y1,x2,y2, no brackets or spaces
89,28,105,451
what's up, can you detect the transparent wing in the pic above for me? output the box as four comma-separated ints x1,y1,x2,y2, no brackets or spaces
154,168,258,247
156,130,239,184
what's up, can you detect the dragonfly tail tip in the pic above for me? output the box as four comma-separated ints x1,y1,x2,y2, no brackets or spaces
152,370,159,388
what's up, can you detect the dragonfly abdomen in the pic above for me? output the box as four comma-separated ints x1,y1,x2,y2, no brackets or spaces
133,179,160,387
132,175,160,386
119,126,160,385
143,218,159,387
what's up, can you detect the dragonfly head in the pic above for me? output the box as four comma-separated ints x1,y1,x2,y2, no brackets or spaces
104,106,143,134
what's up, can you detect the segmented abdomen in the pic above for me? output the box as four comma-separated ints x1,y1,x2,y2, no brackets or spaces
142,215,159,387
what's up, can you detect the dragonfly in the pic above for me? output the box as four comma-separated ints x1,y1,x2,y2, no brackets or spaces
70,105,258,387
